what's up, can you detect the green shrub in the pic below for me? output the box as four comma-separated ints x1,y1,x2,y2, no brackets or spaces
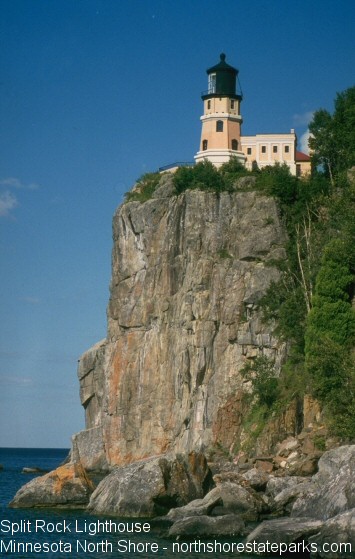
219,156,251,188
305,238,355,437
255,163,298,207
125,172,161,203
217,248,232,259
173,160,224,194
241,356,280,408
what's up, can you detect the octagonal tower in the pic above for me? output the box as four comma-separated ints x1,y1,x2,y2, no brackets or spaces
195,53,246,167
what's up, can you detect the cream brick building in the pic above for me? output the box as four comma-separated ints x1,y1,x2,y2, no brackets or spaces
195,54,311,177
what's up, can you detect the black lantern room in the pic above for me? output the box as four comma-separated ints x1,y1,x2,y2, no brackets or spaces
202,53,241,100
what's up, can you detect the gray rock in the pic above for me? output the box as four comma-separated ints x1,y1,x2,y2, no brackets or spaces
246,517,323,547
167,481,263,522
265,475,308,499
309,509,355,558
291,445,355,520
168,514,245,537
234,175,257,190
71,426,109,472
88,457,165,517
151,174,176,198
22,467,49,474
167,487,222,521
272,480,313,516
242,467,270,491
88,452,212,517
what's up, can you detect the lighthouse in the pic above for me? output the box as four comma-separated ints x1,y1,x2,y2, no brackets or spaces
195,53,246,168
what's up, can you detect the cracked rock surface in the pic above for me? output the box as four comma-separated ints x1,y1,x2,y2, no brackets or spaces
73,182,288,469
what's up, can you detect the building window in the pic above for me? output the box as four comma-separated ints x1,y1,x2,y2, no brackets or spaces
202,139,208,151
208,73,216,93
207,100,211,110
285,145,290,153
247,147,252,155
273,145,278,153
231,139,238,150
230,100,235,109
261,145,266,154
296,164,301,177
216,120,223,132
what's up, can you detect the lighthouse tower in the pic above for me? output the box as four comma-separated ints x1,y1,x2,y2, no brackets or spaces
195,54,246,167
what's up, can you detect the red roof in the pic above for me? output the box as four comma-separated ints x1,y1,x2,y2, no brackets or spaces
296,151,311,162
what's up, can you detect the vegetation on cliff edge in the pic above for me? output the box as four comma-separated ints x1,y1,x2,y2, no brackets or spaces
258,86,355,439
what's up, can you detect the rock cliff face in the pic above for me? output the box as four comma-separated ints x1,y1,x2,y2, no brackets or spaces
72,177,288,471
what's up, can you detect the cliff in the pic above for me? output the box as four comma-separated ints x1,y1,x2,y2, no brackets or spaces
72,175,288,471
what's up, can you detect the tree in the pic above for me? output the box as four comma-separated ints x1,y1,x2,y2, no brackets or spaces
305,238,355,436
309,86,355,183
241,356,280,408
173,160,224,193
333,86,355,172
309,109,337,185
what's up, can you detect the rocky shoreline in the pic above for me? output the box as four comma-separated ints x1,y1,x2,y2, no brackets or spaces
10,442,355,557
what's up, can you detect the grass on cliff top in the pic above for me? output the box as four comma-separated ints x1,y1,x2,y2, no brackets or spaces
124,172,162,203
124,158,302,203
173,158,251,194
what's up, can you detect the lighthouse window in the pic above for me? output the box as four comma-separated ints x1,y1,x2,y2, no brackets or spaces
208,73,216,94
207,100,211,110
231,100,235,109
216,120,223,132
232,139,238,150
202,140,208,151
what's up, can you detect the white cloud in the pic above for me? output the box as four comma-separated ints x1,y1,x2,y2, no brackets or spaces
299,130,311,155
0,191,18,217
21,296,41,304
0,177,39,190
0,374,33,386
293,111,314,126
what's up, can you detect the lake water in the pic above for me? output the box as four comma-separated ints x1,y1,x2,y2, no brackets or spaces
0,447,280,558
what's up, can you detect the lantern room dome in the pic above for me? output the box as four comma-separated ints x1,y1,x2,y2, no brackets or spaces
206,53,238,74
202,53,241,100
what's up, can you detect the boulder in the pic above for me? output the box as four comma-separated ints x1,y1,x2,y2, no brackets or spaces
291,445,355,520
10,463,94,508
22,467,49,474
159,452,213,505
287,454,320,476
88,452,212,517
309,509,355,558
272,480,312,516
265,475,308,499
218,481,264,521
167,487,222,521
167,481,264,523
242,468,270,492
168,514,245,537
246,516,323,547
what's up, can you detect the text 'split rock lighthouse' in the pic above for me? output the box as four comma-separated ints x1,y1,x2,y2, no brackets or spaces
195,53,246,168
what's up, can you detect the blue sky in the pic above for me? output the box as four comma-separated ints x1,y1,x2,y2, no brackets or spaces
1,0,354,448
